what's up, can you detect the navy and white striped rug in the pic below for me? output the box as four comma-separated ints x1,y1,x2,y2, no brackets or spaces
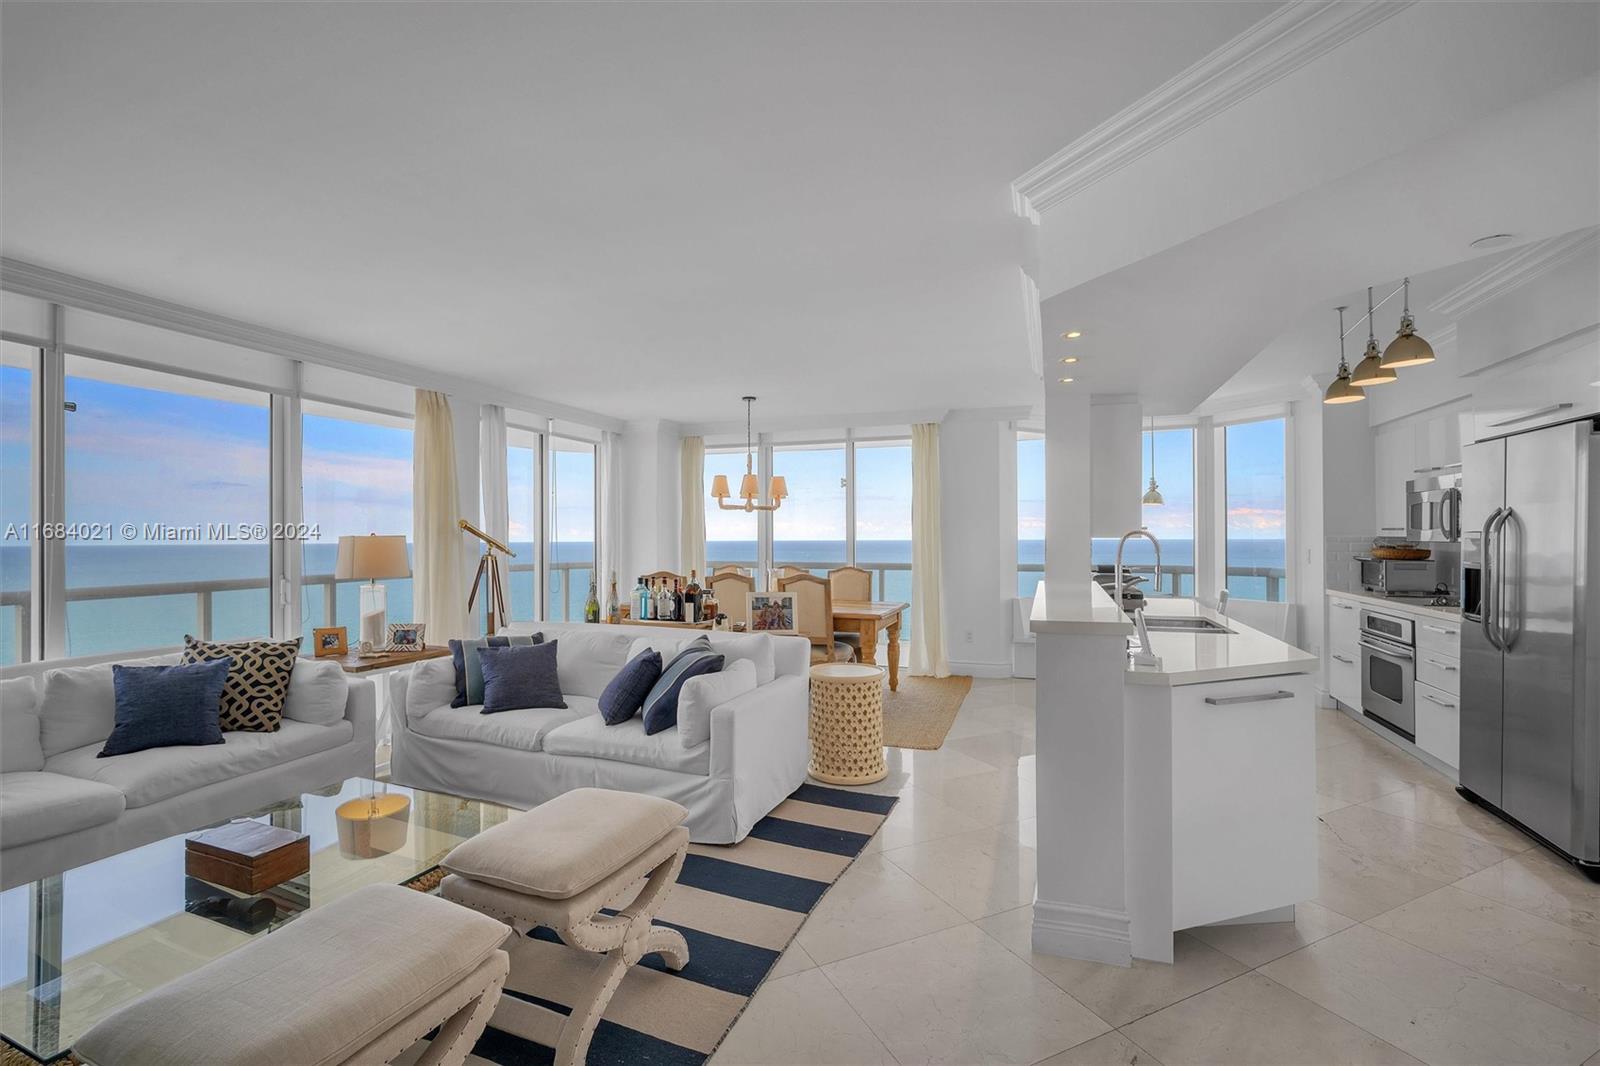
440,783,898,1066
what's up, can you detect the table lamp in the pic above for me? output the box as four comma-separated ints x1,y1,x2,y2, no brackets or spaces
334,534,410,652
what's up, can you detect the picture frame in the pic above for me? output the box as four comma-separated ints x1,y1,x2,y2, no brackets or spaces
313,626,349,658
385,622,426,652
746,592,797,635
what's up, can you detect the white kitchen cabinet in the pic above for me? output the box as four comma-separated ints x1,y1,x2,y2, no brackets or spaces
1415,680,1460,769
1327,595,1362,710
1373,424,1411,534
1468,333,1599,443
1413,410,1462,473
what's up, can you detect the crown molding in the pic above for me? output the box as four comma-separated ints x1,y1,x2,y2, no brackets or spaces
1011,1,1411,217
1427,227,1600,320
0,257,625,432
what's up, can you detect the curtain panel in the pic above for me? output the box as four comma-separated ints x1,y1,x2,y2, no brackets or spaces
910,422,950,677
479,404,509,546
413,389,468,643
680,435,707,580
598,429,624,610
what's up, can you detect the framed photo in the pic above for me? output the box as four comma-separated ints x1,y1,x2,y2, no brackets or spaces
746,592,797,635
386,622,426,652
313,626,348,658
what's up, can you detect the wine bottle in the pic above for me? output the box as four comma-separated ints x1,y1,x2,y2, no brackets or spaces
607,573,620,624
684,570,701,624
584,578,601,624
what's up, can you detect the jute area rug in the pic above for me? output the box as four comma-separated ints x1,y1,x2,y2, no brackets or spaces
881,674,973,751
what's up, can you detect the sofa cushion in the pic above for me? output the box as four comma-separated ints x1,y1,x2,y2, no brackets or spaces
39,654,181,758
284,658,349,725
405,657,459,722
45,718,353,809
410,698,593,753
542,714,711,776
181,635,300,732
554,630,635,699
676,658,757,749
480,642,566,713
0,771,126,848
441,787,687,899
598,649,661,725
101,659,231,757
715,635,777,687
1,676,43,772
450,633,540,707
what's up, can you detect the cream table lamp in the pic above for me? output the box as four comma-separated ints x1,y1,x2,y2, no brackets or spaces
334,534,411,653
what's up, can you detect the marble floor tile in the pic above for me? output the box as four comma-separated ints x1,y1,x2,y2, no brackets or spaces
1360,781,1537,852
879,745,997,791
945,728,1036,770
709,969,896,1066
881,824,1035,920
1320,803,1508,883
1261,924,1600,1066
821,923,1109,1065
1367,884,1600,1022
1184,900,1355,968
944,701,1037,740
1036,1031,1163,1065
1317,792,1352,815
1121,972,1422,1065
1316,706,1375,750
1454,847,1600,937
859,785,990,854
1316,737,1438,804
918,767,1035,827
795,853,966,965
974,906,1246,1027
1313,821,1451,921
765,939,816,980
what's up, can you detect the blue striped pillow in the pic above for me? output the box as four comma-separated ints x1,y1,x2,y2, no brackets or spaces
640,639,724,736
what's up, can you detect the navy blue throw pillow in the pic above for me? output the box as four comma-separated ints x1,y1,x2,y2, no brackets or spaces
599,650,662,725
641,646,724,736
479,641,566,714
449,632,541,706
100,659,232,758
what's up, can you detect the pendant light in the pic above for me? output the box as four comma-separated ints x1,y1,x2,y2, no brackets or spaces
1350,286,1397,387
709,396,789,512
1381,276,1435,368
1323,306,1367,405
1141,415,1164,505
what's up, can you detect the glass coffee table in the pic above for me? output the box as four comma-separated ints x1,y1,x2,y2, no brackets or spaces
0,777,513,1063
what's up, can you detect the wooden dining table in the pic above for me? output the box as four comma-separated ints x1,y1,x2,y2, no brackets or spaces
831,600,909,691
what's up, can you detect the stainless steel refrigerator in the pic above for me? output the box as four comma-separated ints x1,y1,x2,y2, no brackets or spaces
1459,416,1599,872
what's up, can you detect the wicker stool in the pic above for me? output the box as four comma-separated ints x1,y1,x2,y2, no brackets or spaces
809,662,888,786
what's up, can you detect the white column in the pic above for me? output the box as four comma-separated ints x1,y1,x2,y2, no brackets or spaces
1043,388,1090,592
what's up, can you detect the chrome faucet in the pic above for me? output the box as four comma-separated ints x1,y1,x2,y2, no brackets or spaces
1114,528,1162,607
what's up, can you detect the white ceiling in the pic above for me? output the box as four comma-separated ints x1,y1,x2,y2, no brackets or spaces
0,1,1268,424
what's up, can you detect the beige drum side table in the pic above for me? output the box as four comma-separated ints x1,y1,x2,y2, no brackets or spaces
808,662,888,786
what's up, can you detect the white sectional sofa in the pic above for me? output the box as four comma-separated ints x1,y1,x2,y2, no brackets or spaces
389,623,811,844
0,652,376,888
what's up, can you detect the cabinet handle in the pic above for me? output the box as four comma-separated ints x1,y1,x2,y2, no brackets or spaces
1332,654,1354,664
1204,690,1295,706
1425,658,1458,671
1335,603,1354,610
1488,403,1573,429
1422,624,1457,635
1422,692,1457,708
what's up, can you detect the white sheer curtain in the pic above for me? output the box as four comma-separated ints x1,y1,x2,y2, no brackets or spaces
910,422,950,677
479,404,509,545
413,389,468,641
680,435,707,580
598,429,623,609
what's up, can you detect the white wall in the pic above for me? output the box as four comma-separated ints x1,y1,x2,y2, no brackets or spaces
939,412,1017,677
1045,388,1092,590
1290,392,1324,671
621,419,682,584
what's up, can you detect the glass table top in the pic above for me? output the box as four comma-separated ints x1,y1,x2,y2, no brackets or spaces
0,777,512,1062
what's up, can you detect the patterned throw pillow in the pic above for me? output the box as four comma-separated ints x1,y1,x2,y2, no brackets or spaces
181,635,300,732
640,638,724,736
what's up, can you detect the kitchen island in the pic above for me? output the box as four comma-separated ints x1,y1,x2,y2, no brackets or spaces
1029,584,1318,965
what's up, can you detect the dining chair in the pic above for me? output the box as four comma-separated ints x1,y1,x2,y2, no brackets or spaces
827,566,872,656
779,573,854,664
774,565,808,580
711,564,749,577
708,570,754,629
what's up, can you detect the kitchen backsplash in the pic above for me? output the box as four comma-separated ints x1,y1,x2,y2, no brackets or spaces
1324,536,1460,593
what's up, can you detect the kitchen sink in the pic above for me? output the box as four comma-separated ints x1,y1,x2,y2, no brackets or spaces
1138,616,1233,633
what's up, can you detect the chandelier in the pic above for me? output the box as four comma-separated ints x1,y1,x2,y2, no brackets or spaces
710,396,789,512
1324,276,1434,406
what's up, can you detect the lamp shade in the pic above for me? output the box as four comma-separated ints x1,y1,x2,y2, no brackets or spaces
334,534,411,581
768,475,789,501
1350,340,1397,386
1322,374,1366,405
1381,323,1435,368
710,474,731,499
739,473,760,500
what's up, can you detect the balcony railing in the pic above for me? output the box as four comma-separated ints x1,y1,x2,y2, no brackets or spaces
1017,563,1285,602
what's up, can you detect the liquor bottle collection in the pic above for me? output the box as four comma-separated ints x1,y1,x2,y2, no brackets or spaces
629,570,718,625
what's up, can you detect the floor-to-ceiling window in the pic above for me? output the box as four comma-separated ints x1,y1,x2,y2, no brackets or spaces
772,442,847,576
704,448,758,571
548,436,596,620
1136,426,1196,596
0,342,35,663
1017,429,1045,596
506,426,541,622
63,356,271,655
301,402,413,644
1223,416,1288,602
853,439,912,605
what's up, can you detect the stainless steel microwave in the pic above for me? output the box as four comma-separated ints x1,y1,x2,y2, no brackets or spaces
1356,556,1444,596
1406,471,1462,543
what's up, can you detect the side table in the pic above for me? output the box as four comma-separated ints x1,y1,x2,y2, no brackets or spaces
807,662,888,786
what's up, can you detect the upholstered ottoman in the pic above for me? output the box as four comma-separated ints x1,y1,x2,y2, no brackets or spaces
439,787,692,1066
74,883,510,1066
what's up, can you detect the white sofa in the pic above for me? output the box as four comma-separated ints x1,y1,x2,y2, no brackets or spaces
389,624,811,844
0,652,376,888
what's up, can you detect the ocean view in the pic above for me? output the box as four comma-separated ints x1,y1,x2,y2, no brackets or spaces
0,537,1285,663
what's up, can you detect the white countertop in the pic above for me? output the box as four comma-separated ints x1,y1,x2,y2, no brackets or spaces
1324,587,1464,624
1029,581,1135,635
1126,598,1319,687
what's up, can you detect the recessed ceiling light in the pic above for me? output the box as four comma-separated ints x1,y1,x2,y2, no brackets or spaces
1058,376,1075,384
1061,330,1082,339
1060,356,1078,364
1470,233,1516,249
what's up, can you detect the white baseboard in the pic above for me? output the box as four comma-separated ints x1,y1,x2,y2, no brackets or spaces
947,658,1013,679
1031,897,1132,967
